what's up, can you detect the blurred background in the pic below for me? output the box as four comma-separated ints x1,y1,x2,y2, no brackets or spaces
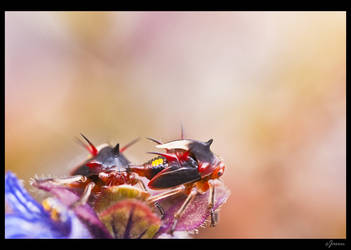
5,11,345,238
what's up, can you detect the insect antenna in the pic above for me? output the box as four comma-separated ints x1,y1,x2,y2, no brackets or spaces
78,133,98,156
146,137,163,145
180,123,184,139
120,137,140,153
74,136,87,148
146,151,179,162
74,134,98,156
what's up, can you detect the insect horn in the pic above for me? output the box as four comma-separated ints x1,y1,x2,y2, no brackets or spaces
113,143,120,155
120,137,140,153
205,139,213,147
79,133,98,156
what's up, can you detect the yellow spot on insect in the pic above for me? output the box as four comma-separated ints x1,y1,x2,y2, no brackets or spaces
152,158,164,167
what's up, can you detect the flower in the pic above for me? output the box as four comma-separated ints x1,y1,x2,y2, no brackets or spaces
5,171,230,239
5,171,92,239
34,182,162,239
31,177,112,238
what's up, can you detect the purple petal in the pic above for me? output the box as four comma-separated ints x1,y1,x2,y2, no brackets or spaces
5,214,62,239
32,180,112,238
5,172,92,239
5,172,47,219
156,180,230,235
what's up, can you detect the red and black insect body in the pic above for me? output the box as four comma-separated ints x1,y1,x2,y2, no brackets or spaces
35,134,144,207
127,136,226,233
70,134,140,187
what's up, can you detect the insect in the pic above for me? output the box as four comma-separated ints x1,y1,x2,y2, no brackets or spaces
34,134,145,208
127,133,226,234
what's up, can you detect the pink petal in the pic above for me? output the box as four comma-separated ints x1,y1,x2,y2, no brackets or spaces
156,180,230,235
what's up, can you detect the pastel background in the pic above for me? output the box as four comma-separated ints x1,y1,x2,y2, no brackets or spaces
5,11,346,238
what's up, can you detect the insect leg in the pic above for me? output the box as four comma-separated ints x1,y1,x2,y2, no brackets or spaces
69,182,95,208
170,187,198,234
154,201,165,219
135,176,147,192
146,186,186,220
146,186,186,204
34,175,87,186
129,173,166,218
52,175,87,184
208,180,217,227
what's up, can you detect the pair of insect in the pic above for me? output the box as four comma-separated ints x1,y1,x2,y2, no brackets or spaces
36,132,226,234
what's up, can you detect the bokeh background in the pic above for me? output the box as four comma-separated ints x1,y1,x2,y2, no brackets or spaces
5,11,346,238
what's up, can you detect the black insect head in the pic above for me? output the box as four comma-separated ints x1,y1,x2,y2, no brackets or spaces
188,139,215,164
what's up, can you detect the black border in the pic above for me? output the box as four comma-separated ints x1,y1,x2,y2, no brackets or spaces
1,9,348,248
